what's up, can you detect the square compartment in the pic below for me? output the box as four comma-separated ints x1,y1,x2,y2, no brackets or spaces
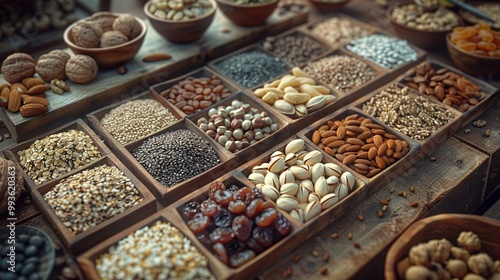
4,119,111,191
30,154,157,255
207,44,292,90
149,66,241,118
299,107,421,188
188,91,290,162
114,118,236,206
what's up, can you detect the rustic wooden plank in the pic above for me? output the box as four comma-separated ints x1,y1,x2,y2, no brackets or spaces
484,197,500,220
258,137,489,279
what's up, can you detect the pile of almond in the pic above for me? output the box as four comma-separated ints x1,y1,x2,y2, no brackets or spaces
0,78,51,118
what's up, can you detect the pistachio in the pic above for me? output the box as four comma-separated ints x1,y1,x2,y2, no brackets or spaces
304,201,322,222
306,95,326,112
248,172,265,185
268,156,286,173
294,104,308,117
324,163,343,177
271,150,285,159
296,150,308,161
320,193,339,210
300,179,314,193
303,150,323,166
290,209,304,224
314,176,328,198
262,185,280,201
290,165,310,180
324,95,337,105
311,163,325,183
274,99,295,115
335,183,349,200
279,170,295,186
284,92,311,105
308,192,321,203
341,172,356,191
276,196,299,212
264,172,280,190
284,153,298,166
285,139,305,154
296,185,309,203
280,183,299,196
326,176,340,193
252,165,268,176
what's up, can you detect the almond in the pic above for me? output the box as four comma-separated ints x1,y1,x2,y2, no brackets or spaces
322,135,340,145
312,130,321,145
22,95,50,106
357,130,372,140
346,137,364,146
0,83,9,91
336,126,346,139
26,84,50,95
1,87,10,100
11,82,27,94
7,87,21,112
368,147,378,160
373,135,383,148
20,103,48,117
22,77,45,88
375,155,386,169
327,140,345,148
377,143,388,157
142,53,172,62
342,154,356,165
345,145,361,152
320,130,337,138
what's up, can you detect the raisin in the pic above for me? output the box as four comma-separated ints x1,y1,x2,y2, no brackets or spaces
200,199,218,217
208,181,226,200
213,189,235,206
188,213,210,234
209,227,235,244
228,200,247,214
273,212,291,236
252,227,274,248
245,198,264,218
213,242,228,265
229,249,256,268
213,208,233,228
232,215,253,242
225,239,246,256
182,201,201,219
245,238,264,254
234,187,254,204
255,208,278,227
227,184,240,193
196,230,213,246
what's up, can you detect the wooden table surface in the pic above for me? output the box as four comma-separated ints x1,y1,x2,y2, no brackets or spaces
1,0,499,279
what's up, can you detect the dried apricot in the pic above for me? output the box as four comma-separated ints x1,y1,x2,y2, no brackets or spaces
477,41,496,51
213,208,233,228
488,50,500,57
232,215,253,241
245,198,264,218
457,41,476,52
213,189,235,206
209,227,235,244
209,181,226,200
479,29,494,43
273,212,292,236
228,200,247,214
182,201,201,219
213,242,228,264
252,227,274,248
188,212,210,234
200,199,218,217
234,187,254,205
229,249,256,268
255,208,278,227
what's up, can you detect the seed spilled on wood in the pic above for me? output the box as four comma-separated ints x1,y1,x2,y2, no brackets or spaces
348,232,353,240
398,191,407,198
378,210,384,218
293,254,301,263
484,129,491,137
353,242,361,249
411,201,419,207
409,185,415,193
282,267,293,278
330,232,339,239
382,205,388,212
390,188,395,193
429,156,437,161
323,252,330,262
320,266,328,275
380,199,389,205
312,250,319,257
357,214,364,221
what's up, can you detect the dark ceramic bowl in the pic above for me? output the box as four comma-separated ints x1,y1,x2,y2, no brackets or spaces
215,0,279,27
446,33,500,76
306,0,351,13
388,3,460,49
144,0,216,43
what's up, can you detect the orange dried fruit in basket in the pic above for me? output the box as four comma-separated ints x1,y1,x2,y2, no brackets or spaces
457,41,477,52
450,33,462,44
457,27,478,39
469,35,482,43
476,22,491,32
479,29,494,43
477,41,496,51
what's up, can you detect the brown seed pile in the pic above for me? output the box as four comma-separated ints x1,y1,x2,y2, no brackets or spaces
362,84,454,140
43,164,143,234
310,113,410,177
18,130,102,185
100,99,178,144
262,34,328,65
303,55,376,93
309,17,375,48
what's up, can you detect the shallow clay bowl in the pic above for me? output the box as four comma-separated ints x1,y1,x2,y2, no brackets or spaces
307,0,351,13
215,0,279,27
64,12,147,68
385,214,500,280
446,33,500,77
144,0,216,43
388,3,460,49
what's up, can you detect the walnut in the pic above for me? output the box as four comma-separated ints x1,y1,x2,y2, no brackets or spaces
71,21,103,48
404,265,434,280
457,231,481,253
36,50,70,82
100,30,129,48
428,238,452,263
112,13,140,40
451,246,471,262
65,55,98,84
88,11,115,32
1,53,36,83
467,253,493,277
446,259,468,279
410,243,436,267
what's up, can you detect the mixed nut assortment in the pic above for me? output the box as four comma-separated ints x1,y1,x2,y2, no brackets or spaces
391,3,460,31
247,138,356,223
147,0,213,21
181,180,291,267
398,231,500,280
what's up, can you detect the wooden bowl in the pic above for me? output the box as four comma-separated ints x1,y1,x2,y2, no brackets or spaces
63,12,147,68
385,214,500,280
215,0,279,27
388,3,460,49
446,33,500,76
306,0,351,13
144,0,216,43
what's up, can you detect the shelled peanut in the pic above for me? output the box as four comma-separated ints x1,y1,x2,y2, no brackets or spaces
404,61,485,112
310,113,410,177
159,75,233,114
253,67,336,118
247,138,356,224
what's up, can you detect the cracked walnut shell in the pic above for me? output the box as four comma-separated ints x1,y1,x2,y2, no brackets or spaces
71,21,103,48
65,55,98,84
1,53,36,83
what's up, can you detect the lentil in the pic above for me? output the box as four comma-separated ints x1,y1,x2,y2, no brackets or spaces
147,0,213,20
133,129,220,188
215,49,288,88
391,4,459,31
309,17,375,48
96,221,215,280
303,55,376,93
348,232,353,240
18,130,102,185
262,34,328,65
43,164,143,234
347,34,418,69
362,84,454,140
293,254,301,262
196,99,279,152
100,99,178,145
159,75,233,115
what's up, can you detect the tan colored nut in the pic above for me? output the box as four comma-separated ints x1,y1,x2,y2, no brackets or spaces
71,21,103,48
88,12,115,32
304,200,321,222
26,85,50,95
1,53,36,83
20,103,48,117
7,87,22,112
53,79,70,91
36,50,70,82
112,13,141,39
276,196,299,212
280,183,298,196
289,165,310,180
65,55,98,84
264,172,280,190
320,193,338,210
21,95,50,106
285,139,305,155
22,77,45,88
100,30,129,47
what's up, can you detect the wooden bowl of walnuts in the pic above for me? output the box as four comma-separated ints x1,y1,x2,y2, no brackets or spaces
63,12,147,68
385,214,500,280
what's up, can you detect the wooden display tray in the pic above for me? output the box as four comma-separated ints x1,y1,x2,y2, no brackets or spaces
29,154,157,256
0,8,310,142
298,107,421,188
352,83,464,156
4,119,112,192
187,91,291,162
149,66,241,118
237,135,367,239
397,60,500,127
109,118,236,206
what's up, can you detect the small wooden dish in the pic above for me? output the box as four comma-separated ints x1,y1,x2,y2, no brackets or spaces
30,154,157,255
385,213,500,280
215,0,279,27
113,118,236,206
4,119,111,192
187,91,291,162
307,0,352,13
